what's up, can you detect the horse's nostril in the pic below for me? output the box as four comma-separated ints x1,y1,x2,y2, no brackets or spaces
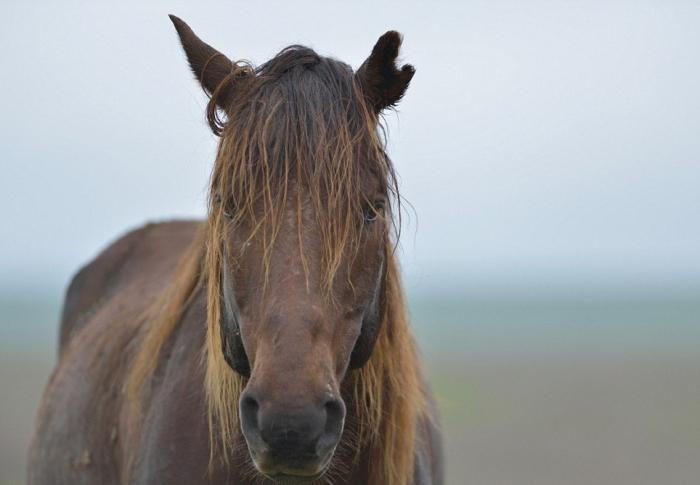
324,397,344,428
240,393,260,431
317,396,345,455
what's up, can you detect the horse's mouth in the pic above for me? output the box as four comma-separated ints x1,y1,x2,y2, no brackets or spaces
248,435,338,484
264,469,327,484
257,455,333,484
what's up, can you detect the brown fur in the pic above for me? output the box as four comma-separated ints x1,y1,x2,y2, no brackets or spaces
28,16,443,485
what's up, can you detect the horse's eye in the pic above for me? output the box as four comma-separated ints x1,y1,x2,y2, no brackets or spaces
213,193,234,219
364,200,385,224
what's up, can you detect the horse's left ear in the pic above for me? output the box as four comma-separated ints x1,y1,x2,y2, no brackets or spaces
169,15,242,109
356,31,415,113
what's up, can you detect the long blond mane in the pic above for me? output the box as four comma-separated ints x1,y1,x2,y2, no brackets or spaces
128,46,424,485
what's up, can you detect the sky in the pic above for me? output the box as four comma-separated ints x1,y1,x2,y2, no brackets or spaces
1,0,699,296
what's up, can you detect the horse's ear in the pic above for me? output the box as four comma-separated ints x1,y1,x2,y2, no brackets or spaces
169,15,239,109
356,31,415,113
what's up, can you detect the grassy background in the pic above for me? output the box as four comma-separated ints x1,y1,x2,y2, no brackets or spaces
2,290,699,484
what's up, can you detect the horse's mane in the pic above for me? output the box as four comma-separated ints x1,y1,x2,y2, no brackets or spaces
128,45,423,485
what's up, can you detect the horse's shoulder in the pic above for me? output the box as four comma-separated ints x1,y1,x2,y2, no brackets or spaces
58,220,202,352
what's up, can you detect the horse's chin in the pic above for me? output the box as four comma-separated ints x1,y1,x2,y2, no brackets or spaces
259,465,330,484
263,470,327,484
254,454,333,484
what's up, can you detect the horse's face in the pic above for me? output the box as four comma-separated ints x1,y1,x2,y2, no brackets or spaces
170,16,414,482
221,185,387,480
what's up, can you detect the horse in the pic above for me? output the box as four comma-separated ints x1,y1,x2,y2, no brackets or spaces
28,15,443,485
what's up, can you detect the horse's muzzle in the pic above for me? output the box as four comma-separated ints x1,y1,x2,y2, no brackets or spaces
239,389,345,482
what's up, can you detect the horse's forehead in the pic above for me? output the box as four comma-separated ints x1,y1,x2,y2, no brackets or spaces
283,196,313,223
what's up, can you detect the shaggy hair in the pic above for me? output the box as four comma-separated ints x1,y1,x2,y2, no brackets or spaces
128,45,424,485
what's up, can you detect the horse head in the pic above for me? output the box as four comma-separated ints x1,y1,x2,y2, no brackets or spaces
170,15,414,482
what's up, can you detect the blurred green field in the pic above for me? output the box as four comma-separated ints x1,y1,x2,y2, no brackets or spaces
2,291,699,484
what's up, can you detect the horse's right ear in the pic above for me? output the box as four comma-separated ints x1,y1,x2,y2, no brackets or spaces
169,15,243,110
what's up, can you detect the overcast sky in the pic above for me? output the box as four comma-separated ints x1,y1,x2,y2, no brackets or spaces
2,0,699,295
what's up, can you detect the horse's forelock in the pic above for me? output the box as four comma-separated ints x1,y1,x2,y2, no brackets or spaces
206,47,399,293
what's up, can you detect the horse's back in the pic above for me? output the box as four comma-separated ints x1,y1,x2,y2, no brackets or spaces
58,220,201,352
28,220,202,485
